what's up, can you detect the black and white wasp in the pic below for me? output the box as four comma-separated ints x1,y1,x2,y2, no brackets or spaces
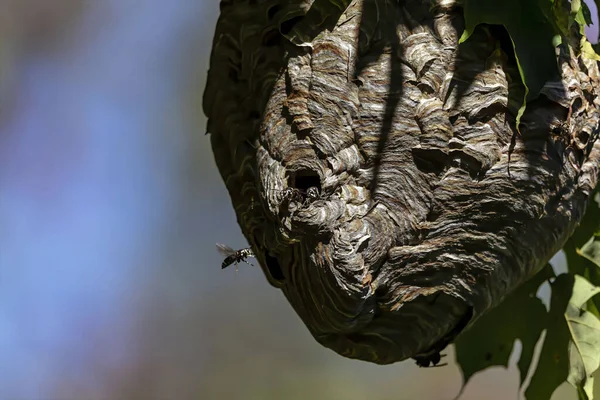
216,244,255,270
272,186,321,206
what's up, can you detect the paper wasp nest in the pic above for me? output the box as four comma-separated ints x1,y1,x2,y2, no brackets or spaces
204,0,600,364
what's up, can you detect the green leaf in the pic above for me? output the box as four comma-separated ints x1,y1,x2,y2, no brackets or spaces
565,189,600,320
565,190,600,276
580,0,593,26
593,0,600,42
553,0,572,36
526,274,573,400
579,235,600,270
566,276,600,399
455,265,554,390
581,38,600,61
570,0,600,60
460,0,561,129
586,262,600,318
526,275,600,400
572,0,589,27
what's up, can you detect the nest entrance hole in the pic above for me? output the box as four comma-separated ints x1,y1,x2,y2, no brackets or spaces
287,169,321,192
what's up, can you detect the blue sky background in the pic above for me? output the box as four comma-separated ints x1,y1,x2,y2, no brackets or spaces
0,2,597,399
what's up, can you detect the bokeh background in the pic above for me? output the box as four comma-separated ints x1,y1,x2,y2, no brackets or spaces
0,1,598,399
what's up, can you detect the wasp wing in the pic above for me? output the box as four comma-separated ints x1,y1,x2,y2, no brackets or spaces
216,243,236,256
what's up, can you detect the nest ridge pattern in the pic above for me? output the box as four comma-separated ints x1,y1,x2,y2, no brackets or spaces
204,0,600,364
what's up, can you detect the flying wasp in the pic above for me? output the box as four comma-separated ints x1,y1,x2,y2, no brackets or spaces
216,243,255,270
